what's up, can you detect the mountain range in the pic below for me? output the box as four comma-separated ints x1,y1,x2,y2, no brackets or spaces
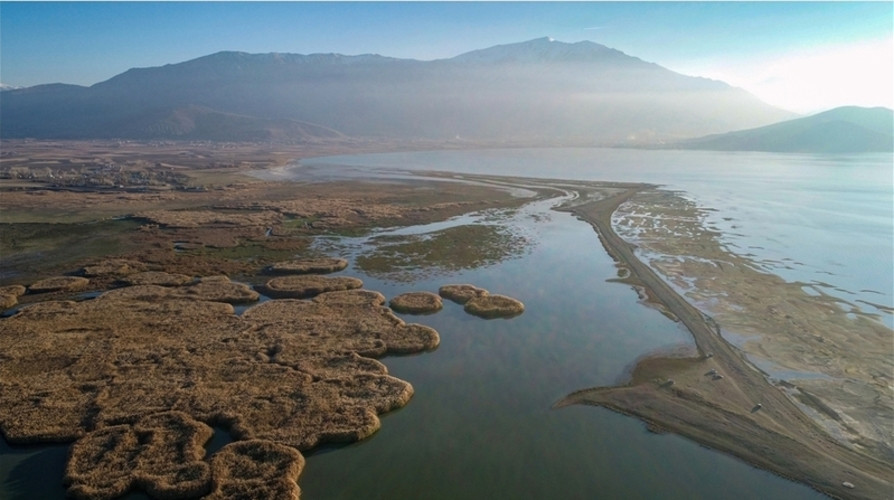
1,38,797,144
675,106,893,153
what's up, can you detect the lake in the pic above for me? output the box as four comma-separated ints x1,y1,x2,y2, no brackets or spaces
293,188,825,499
5,147,889,498
292,147,890,498
302,148,893,328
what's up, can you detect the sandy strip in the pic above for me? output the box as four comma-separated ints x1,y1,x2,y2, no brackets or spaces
551,186,892,500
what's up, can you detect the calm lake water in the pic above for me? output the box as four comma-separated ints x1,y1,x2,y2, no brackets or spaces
295,192,826,499
5,147,889,498
304,148,894,328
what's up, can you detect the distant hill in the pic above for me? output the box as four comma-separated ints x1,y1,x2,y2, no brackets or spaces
110,105,345,142
674,106,894,153
0,37,795,144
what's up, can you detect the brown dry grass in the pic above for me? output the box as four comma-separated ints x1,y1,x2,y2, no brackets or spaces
0,294,17,309
29,276,91,293
1,284,27,296
438,284,488,305
122,271,194,287
0,284,25,309
1,147,528,289
257,275,363,299
207,440,304,500
65,411,213,500
0,281,438,497
0,145,538,499
264,258,348,275
81,259,149,278
389,292,443,314
438,284,524,319
134,209,282,229
464,294,525,319
99,276,259,304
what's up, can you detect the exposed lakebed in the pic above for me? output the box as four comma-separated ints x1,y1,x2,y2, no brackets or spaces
293,183,826,499
6,146,889,498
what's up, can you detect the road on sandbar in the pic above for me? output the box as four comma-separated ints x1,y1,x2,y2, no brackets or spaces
552,185,892,500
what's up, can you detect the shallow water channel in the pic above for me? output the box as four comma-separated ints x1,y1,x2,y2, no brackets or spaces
297,194,825,498
0,190,826,499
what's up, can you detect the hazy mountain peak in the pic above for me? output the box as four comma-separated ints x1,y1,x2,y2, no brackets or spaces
188,50,400,66
676,106,893,153
2,38,795,143
450,37,636,64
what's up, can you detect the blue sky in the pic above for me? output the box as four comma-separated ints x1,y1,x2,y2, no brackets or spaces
1,2,892,113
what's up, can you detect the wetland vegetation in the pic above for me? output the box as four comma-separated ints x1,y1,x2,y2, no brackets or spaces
0,141,534,499
1,141,890,499
354,223,529,282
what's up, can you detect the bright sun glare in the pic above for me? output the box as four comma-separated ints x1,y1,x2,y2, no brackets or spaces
680,37,894,114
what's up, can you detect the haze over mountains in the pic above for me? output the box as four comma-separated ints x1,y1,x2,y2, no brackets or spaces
1,38,798,144
676,106,894,153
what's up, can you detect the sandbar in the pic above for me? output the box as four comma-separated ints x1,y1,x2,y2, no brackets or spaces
554,185,893,500
2,141,891,499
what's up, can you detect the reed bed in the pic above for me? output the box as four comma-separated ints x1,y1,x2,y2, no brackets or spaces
1,281,439,498
257,275,363,299
122,271,194,287
65,411,213,500
438,284,488,304
389,291,443,314
439,284,524,318
81,259,148,278
0,284,25,309
464,294,525,319
28,276,91,293
263,258,349,275
98,276,258,305
207,440,304,500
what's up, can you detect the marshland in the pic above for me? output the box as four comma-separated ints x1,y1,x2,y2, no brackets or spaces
1,142,891,499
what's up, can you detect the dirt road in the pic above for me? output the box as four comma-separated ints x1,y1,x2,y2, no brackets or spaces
555,186,893,500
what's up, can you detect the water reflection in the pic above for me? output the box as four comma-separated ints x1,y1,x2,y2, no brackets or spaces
299,189,824,499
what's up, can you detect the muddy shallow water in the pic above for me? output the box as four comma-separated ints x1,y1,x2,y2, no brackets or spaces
2,188,825,499
304,148,893,328
295,194,825,499
7,146,887,498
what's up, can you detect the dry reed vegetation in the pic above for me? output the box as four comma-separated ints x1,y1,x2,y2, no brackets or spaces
134,209,282,229
354,224,529,282
207,440,304,500
0,149,536,498
0,278,439,498
438,284,488,304
264,258,349,275
66,411,213,500
0,284,25,309
122,271,194,287
99,276,259,304
81,259,149,278
439,284,525,319
464,294,525,319
257,275,363,299
28,276,91,293
389,291,443,314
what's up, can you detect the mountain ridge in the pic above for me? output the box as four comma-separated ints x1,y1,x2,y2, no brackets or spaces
674,106,893,153
1,38,796,144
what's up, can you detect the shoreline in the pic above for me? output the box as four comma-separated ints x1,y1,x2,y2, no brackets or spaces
2,141,890,498
553,185,892,500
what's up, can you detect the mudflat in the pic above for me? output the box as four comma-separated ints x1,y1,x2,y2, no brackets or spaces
1,141,891,499
612,190,893,457
554,186,893,500
0,141,534,498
